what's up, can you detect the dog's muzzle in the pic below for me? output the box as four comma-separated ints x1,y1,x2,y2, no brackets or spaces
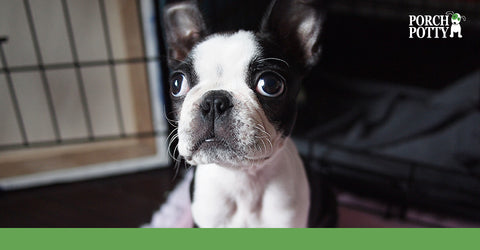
200,90,233,122
188,90,236,155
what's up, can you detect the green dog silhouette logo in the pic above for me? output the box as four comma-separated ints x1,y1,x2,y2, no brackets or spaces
446,11,466,38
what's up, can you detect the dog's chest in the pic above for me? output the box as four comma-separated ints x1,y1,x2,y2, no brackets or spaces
191,164,273,227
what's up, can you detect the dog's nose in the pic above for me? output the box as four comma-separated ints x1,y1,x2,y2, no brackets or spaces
200,90,233,119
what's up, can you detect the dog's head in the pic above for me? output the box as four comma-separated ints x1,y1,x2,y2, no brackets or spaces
451,13,463,24
164,0,324,168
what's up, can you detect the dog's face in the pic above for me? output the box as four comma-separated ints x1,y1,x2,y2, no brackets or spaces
451,13,462,24
164,0,323,168
171,31,290,168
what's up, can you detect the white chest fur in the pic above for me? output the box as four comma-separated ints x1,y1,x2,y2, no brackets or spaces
191,138,310,228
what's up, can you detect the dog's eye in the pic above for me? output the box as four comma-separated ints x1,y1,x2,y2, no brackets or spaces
256,73,285,97
170,73,189,97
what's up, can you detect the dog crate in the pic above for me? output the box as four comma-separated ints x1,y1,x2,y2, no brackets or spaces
0,0,169,190
294,0,480,226
156,0,480,227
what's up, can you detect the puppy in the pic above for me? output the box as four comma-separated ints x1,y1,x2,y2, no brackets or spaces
448,12,465,38
163,0,327,227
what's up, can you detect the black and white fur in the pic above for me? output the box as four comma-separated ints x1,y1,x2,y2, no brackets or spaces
163,0,328,228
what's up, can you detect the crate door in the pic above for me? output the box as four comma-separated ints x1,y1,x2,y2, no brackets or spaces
0,0,169,190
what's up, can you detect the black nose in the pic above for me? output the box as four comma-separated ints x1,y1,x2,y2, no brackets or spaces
200,90,233,120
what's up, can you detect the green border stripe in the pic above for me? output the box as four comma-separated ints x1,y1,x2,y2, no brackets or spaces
0,229,479,249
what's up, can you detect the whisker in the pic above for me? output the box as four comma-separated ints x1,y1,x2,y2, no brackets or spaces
173,144,179,160
253,123,275,157
266,138,273,153
166,128,178,141
166,132,178,150
258,129,271,139
163,105,178,128
260,137,267,155
254,140,260,154
171,156,183,182
168,57,188,64
257,57,289,68
166,129,181,162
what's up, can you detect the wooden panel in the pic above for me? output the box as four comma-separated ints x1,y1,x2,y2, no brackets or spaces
67,0,108,61
29,0,73,64
128,62,153,134
0,137,156,179
46,68,89,140
115,63,137,134
0,0,37,67
105,0,144,60
81,66,121,137
11,71,56,143
115,0,153,134
0,75,23,146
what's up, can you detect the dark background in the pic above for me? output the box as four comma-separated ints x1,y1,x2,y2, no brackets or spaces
1,0,479,227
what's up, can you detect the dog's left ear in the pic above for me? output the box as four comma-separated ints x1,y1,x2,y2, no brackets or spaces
163,1,206,67
260,0,324,70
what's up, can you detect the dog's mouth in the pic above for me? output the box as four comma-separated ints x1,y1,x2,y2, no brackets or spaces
179,108,279,166
185,131,275,166
189,134,235,156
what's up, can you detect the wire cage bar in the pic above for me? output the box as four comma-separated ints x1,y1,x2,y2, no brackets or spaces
0,0,163,151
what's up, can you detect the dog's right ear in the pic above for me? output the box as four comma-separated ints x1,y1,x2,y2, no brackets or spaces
163,1,206,67
260,0,324,71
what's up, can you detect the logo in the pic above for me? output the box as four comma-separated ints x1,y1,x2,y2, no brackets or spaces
409,11,466,39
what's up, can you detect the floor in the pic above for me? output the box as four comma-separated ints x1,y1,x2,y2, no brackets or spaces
0,168,177,227
0,167,470,228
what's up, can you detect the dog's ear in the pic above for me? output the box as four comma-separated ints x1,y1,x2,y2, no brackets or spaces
163,1,206,67
260,0,324,70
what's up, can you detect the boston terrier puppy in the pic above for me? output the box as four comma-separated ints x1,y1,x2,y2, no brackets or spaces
163,0,333,227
